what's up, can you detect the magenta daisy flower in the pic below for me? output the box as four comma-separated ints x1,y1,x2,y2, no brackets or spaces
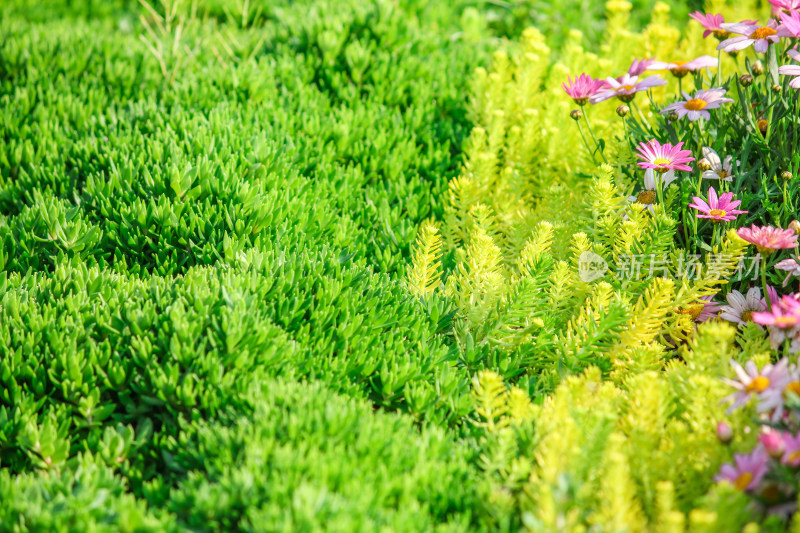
660,88,733,121
779,49,800,90
589,74,667,104
562,73,606,106
714,447,769,492
635,139,694,173
689,12,730,40
737,225,799,255
720,287,767,327
718,19,790,54
627,58,655,76
688,186,747,223
776,258,800,286
647,55,718,78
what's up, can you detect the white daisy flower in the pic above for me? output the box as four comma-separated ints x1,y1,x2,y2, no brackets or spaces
720,287,767,328
701,146,735,182
626,168,677,214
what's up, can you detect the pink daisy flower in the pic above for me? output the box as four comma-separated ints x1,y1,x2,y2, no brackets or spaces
780,9,800,37
589,74,667,104
647,55,718,78
738,225,799,255
696,294,722,322
782,431,800,467
753,295,800,329
714,447,769,492
627,58,655,77
771,0,800,15
776,258,800,286
689,12,730,40
778,49,800,90
562,73,606,106
688,186,747,223
718,19,791,54
661,88,733,122
720,287,767,327
635,139,694,173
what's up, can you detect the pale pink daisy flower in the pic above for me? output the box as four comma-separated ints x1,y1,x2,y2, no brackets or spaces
760,430,786,458
660,88,733,121
780,9,800,37
778,49,800,89
700,147,736,182
718,19,791,54
589,74,667,104
776,258,800,286
720,287,767,327
635,139,694,173
626,168,677,213
714,447,769,491
760,363,800,421
782,431,800,467
688,186,747,223
627,58,655,76
647,55,718,78
562,73,606,106
738,225,799,255
723,358,790,411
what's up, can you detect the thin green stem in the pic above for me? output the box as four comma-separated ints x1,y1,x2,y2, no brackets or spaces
715,49,722,87
761,254,773,312
582,109,608,164
575,118,598,165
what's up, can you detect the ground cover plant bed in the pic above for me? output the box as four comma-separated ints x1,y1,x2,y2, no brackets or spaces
3,0,800,531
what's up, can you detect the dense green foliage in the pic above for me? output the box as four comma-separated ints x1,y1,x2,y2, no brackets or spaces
6,0,793,531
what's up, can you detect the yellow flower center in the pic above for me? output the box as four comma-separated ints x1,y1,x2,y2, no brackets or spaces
618,85,636,92
652,158,671,166
708,209,727,217
684,99,708,111
749,27,777,40
775,316,798,327
785,381,800,397
718,170,729,179
713,29,730,40
734,472,753,491
745,375,770,393
637,190,657,205
741,310,753,322
788,450,800,464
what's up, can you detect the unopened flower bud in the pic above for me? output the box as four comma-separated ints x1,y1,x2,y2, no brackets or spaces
739,74,753,87
782,170,793,181
760,430,785,459
753,60,764,76
570,109,583,121
698,158,712,172
790,220,800,235
717,421,733,444
757,119,769,136
616,104,630,118
772,84,782,94
667,110,679,121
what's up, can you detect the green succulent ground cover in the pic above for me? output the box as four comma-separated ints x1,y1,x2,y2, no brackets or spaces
0,0,693,531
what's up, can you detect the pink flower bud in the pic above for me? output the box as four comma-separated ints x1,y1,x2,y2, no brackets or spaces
717,421,734,444
760,430,785,459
